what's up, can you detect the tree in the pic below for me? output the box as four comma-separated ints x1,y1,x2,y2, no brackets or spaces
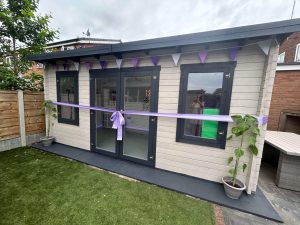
0,0,58,76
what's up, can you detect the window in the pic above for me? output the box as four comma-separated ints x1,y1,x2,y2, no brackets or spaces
295,43,300,62
176,62,236,149
277,52,285,63
56,71,79,125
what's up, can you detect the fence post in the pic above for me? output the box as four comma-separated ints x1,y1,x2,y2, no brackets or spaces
17,90,26,146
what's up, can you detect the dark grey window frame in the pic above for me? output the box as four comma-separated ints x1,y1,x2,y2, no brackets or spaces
56,71,79,126
176,62,236,149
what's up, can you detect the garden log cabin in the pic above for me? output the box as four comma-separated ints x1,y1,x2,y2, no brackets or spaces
29,19,300,194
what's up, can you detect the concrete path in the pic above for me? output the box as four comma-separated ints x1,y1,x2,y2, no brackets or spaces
222,163,300,225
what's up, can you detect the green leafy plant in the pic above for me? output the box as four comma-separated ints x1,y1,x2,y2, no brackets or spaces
226,115,260,187
41,100,57,137
0,67,44,91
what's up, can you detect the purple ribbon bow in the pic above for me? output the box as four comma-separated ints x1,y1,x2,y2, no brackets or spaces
110,111,125,141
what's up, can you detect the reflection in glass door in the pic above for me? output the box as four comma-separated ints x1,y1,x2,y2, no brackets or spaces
122,76,152,160
90,67,159,166
95,77,117,153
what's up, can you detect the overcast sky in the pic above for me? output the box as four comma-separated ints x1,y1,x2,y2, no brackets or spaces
38,0,300,42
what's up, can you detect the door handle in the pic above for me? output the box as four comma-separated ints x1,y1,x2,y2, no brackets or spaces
151,118,156,122
218,131,225,135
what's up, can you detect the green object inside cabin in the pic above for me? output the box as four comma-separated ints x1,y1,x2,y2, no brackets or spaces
201,108,220,139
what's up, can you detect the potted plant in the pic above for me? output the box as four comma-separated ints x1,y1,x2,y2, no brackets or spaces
40,100,57,146
222,115,260,199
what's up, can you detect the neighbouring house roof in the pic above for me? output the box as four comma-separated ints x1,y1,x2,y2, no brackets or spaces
28,19,300,62
46,37,122,48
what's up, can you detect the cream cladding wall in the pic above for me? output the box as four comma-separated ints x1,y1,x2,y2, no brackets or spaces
44,64,90,150
44,40,276,193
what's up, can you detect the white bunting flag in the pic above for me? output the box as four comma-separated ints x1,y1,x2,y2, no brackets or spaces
74,62,80,71
258,40,272,55
171,53,181,66
116,59,123,69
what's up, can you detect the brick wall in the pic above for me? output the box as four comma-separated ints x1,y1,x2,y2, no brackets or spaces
267,71,300,130
279,32,300,63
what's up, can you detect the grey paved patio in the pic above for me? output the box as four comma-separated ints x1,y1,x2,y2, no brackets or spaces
222,163,300,225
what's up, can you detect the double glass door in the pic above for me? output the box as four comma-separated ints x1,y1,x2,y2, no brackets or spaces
90,67,159,166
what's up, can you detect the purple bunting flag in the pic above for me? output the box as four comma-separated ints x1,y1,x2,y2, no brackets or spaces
85,62,93,70
52,63,56,70
151,56,159,66
100,60,108,69
198,50,208,63
131,57,140,67
63,63,68,71
228,47,238,61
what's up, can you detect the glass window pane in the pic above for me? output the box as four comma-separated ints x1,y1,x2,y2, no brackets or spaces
95,77,117,152
123,76,151,160
60,76,75,120
184,72,223,140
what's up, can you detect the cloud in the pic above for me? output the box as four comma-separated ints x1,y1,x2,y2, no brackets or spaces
38,0,300,42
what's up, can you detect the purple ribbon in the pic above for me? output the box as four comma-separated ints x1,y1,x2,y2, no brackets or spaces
52,102,268,141
110,111,125,140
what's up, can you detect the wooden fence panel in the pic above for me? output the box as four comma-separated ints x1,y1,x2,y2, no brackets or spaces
24,91,45,135
0,91,20,141
0,91,45,141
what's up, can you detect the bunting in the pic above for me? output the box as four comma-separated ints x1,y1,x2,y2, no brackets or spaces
258,40,272,55
171,53,181,66
63,63,68,71
198,50,208,63
131,57,140,67
74,62,80,71
228,47,238,61
100,60,108,69
151,56,159,66
116,59,123,69
85,62,93,70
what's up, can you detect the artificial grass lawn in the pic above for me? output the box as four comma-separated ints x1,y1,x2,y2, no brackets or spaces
0,147,215,225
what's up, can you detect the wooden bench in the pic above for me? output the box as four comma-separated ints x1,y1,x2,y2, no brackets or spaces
265,131,300,192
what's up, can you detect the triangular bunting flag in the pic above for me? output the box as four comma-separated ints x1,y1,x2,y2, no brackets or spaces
131,58,140,67
73,62,80,71
100,61,107,69
151,56,159,66
63,63,68,71
116,59,123,69
258,40,272,55
171,53,181,66
198,50,208,63
52,63,56,70
85,62,93,70
228,47,238,61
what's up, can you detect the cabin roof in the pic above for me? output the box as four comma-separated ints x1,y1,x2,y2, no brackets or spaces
28,19,300,62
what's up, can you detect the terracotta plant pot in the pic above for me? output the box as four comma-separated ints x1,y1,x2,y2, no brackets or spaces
222,176,246,199
40,136,55,147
